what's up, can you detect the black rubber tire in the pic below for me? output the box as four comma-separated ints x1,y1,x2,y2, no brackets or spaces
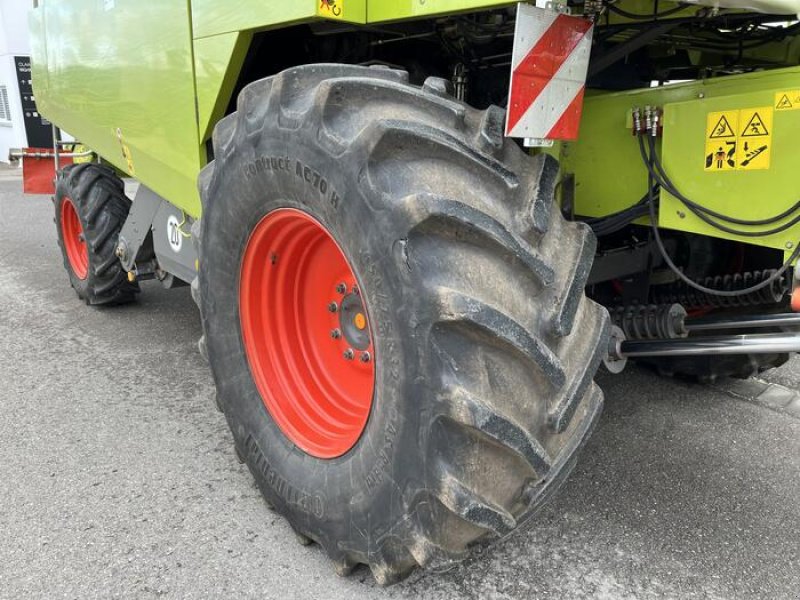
54,163,139,305
195,64,610,585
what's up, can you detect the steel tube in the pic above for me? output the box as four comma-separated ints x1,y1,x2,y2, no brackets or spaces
8,149,94,161
619,332,800,358
686,313,800,332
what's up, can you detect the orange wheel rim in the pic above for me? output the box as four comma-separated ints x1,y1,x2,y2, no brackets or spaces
239,209,376,459
61,197,89,280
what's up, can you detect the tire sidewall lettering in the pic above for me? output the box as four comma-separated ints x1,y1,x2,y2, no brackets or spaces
205,147,414,526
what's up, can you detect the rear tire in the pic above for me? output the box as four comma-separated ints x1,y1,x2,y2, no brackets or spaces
54,164,138,305
196,65,609,584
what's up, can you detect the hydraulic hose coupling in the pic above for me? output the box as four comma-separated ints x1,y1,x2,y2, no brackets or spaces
632,106,643,136
651,106,662,138
631,106,663,137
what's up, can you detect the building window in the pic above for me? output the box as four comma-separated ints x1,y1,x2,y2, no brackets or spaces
0,86,11,123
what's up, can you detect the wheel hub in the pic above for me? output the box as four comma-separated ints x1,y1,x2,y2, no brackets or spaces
338,291,371,351
239,208,375,459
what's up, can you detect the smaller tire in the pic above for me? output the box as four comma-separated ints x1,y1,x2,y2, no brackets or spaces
54,164,139,305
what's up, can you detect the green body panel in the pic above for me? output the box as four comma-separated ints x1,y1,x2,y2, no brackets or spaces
29,0,799,238
562,67,800,255
195,32,252,142
31,0,375,217
367,0,515,22
31,0,204,216
191,0,366,39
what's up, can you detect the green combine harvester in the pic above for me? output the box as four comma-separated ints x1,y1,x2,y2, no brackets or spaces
21,0,800,584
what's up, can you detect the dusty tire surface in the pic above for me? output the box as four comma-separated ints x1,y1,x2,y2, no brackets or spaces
196,64,610,584
54,163,138,305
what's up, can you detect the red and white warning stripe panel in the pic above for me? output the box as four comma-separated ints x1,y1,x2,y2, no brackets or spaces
505,3,594,143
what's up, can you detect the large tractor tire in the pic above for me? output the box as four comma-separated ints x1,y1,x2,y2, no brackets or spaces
195,64,610,584
54,164,138,305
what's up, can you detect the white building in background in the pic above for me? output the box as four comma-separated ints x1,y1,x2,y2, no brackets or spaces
0,1,49,163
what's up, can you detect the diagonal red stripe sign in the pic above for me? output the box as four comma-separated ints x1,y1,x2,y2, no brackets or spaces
546,85,586,139
506,13,593,135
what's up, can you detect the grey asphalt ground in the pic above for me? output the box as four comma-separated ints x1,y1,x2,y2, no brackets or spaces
1,169,798,600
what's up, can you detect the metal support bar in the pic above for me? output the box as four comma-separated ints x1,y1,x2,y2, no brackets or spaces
9,148,95,161
117,185,164,272
687,313,800,332
52,125,60,173
618,332,800,358
589,22,678,78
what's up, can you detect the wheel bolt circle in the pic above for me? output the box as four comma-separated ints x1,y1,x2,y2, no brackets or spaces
343,349,355,360
331,329,342,339
360,352,371,363
336,283,347,294
328,302,338,313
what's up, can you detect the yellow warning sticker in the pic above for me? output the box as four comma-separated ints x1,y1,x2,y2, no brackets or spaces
736,107,772,171
704,111,738,172
775,90,800,111
115,127,135,176
319,0,343,18
704,107,773,172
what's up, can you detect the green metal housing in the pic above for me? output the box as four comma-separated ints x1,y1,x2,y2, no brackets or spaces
29,0,518,217
29,0,800,259
563,67,800,256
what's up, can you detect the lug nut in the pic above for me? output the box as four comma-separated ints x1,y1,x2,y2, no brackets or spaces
360,352,371,363
328,302,338,313
352,285,360,296
343,349,355,360
336,283,347,294
330,329,342,339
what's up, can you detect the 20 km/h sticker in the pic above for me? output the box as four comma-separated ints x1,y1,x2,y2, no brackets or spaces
704,107,773,172
775,90,800,111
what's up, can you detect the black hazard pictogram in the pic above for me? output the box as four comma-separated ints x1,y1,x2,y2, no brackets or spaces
741,112,769,137
709,115,736,139
705,140,737,170
776,94,793,110
739,141,768,168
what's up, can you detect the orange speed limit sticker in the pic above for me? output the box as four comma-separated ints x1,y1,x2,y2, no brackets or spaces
319,0,343,18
